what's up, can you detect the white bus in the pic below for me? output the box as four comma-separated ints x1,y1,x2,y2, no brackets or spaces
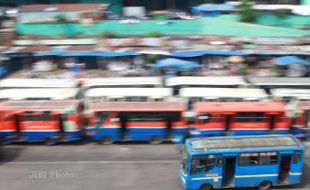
180,87,268,103
248,77,310,92
0,88,79,101
271,88,310,101
82,77,163,90
0,78,79,89
165,76,248,95
84,88,173,105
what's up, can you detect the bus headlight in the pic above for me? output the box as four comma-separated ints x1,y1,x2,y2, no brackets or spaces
190,129,201,135
182,177,187,184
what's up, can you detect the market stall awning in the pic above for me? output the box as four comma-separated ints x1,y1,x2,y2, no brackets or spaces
273,56,310,66
171,50,249,58
152,58,200,71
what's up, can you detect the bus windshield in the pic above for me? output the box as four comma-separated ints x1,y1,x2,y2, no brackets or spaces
191,155,217,174
182,149,190,175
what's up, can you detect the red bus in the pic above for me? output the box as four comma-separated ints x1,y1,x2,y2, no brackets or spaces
189,101,291,137
293,101,310,138
0,100,83,145
86,101,186,144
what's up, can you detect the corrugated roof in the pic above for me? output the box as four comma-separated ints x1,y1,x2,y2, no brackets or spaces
18,4,108,12
90,102,186,112
189,135,300,151
193,101,286,113
0,100,81,113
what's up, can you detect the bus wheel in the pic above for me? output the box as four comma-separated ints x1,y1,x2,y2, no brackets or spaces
259,181,272,190
199,183,213,190
149,136,162,145
45,138,57,146
100,137,113,145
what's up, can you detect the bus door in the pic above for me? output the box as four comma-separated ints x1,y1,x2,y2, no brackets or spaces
225,114,232,136
269,114,276,134
278,154,292,184
222,155,237,188
167,112,182,139
119,112,128,140
58,113,65,137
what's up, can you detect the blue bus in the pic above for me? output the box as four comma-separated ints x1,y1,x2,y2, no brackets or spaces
179,135,304,190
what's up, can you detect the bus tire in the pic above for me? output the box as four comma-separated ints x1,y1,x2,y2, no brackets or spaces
199,183,213,190
100,137,113,145
149,136,163,144
45,138,57,146
259,181,272,190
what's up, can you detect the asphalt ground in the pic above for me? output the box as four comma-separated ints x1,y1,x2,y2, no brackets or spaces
0,143,310,190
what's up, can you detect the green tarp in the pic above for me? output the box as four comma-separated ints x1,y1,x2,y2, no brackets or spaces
16,18,310,37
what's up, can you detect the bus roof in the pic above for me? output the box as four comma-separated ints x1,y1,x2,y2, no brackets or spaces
166,76,247,87
0,78,78,88
180,88,267,99
193,101,286,113
90,102,185,112
248,77,310,86
82,77,162,88
297,101,310,111
0,100,81,113
0,88,79,100
186,135,302,154
271,88,310,100
85,88,172,98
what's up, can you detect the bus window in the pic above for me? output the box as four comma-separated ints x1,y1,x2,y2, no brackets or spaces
294,151,302,164
23,112,34,121
238,153,259,166
191,155,217,174
95,112,110,125
182,149,190,175
42,112,52,121
259,153,278,165
197,114,210,123
237,112,265,122
127,112,166,122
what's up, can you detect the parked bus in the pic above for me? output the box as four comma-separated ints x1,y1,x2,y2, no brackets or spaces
84,88,173,106
0,100,83,145
180,88,268,103
271,88,310,102
188,101,291,136
0,88,79,101
0,78,79,89
86,101,186,144
165,76,247,95
291,101,310,138
248,77,310,93
180,135,304,190
82,77,163,91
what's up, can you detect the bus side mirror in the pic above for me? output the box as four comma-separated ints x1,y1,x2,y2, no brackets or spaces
110,118,120,122
183,111,197,124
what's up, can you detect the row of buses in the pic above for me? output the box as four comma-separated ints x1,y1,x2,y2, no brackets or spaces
0,77,309,144
0,99,308,145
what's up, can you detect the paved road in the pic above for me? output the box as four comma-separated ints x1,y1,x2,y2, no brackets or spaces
0,143,309,190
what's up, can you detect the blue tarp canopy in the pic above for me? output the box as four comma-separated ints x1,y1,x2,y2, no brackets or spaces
273,56,310,66
193,4,234,12
33,51,64,56
152,58,200,71
171,50,249,58
34,51,140,57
